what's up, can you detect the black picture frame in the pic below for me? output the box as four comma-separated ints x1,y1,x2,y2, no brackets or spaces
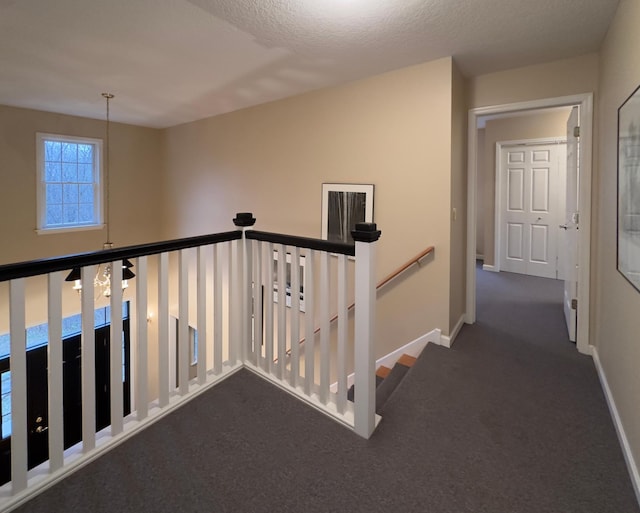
617,84,640,292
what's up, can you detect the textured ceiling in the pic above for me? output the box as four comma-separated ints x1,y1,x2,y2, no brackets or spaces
0,0,619,128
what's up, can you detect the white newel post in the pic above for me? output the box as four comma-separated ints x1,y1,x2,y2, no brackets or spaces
233,213,257,367
352,222,381,439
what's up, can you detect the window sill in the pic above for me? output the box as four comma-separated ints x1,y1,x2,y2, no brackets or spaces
36,224,105,235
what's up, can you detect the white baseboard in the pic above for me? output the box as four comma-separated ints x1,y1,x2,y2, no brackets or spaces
476,254,485,261
440,315,465,348
482,264,498,272
333,329,441,392
592,347,640,506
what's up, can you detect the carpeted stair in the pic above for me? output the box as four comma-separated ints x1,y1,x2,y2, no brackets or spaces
347,353,418,414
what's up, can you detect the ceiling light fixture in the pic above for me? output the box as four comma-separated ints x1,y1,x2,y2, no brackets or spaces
65,93,135,298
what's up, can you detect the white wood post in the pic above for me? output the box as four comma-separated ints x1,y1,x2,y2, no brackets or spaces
81,265,96,452
213,244,223,374
178,250,189,395
289,246,300,388
337,254,348,414
158,252,170,407
47,272,64,472
276,244,286,379
197,247,207,385
110,262,124,435
9,278,27,493
319,252,330,404
233,213,257,369
303,251,315,395
352,223,381,439
136,256,148,420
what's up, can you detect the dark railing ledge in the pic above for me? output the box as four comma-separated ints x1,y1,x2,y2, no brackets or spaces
0,230,243,283
246,230,355,256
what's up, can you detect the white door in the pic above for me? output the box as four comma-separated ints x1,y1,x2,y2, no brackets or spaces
562,107,580,342
499,143,566,279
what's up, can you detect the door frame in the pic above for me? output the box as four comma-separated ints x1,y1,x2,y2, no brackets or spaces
493,137,567,275
466,93,593,354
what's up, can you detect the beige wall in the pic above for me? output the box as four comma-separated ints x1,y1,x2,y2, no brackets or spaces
0,105,164,265
162,58,457,357
449,61,468,330
468,53,599,109
481,108,572,266
596,0,640,479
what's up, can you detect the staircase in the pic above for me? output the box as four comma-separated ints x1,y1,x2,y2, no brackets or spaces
348,353,418,414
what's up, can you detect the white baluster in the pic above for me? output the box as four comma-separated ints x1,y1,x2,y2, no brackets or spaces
319,252,330,404
110,262,124,435
304,250,315,396
197,247,207,385
276,244,286,380
81,265,96,452
178,250,189,395
263,242,274,374
337,254,348,414
213,245,223,375
289,247,300,388
9,278,27,493
136,256,148,420
158,252,169,407
47,272,64,472
252,240,263,367
229,240,238,365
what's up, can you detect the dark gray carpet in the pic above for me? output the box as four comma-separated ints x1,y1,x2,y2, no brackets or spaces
14,268,640,513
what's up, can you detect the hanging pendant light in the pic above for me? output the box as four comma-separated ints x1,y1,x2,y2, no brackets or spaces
65,93,135,296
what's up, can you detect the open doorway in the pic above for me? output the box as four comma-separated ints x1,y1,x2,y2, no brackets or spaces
466,94,593,354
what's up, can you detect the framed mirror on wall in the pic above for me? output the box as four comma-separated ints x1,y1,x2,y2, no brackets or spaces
618,84,640,292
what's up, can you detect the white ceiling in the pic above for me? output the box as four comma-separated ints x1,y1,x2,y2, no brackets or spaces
0,0,619,128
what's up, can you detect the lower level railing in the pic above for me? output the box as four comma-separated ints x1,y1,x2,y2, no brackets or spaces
0,213,380,511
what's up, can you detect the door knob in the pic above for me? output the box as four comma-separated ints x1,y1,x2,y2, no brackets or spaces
559,224,568,230
35,425,48,434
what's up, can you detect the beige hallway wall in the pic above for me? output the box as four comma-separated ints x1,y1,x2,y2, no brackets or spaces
596,0,640,483
0,105,164,265
162,58,456,357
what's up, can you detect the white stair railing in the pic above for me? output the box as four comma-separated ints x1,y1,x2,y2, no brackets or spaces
0,213,380,511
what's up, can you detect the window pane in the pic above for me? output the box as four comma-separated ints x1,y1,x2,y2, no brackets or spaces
77,144,93,164
0,335,9,359
79,203,94,223
45,141,61,161
63,204,78,224
46,184,62,204
62,314,81,338
46,204,63,225
63,183,79,203
1,393,10,418
79,184,93,203
1,370,10,393
61,142,77,162
62,163,77,182
2,418,11,439
45,162,62,182
78,164,93,183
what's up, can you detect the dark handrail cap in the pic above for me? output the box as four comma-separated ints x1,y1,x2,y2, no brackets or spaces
233,212,256,227
351,222,381,243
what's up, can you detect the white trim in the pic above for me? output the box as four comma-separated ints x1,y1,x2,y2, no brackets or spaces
482,264,498,272
332,329,441,392
35,132,104,232
494,137,567,275
475,254,485,261
440,315,465,348
36,224,105,235
592,347,640,506
466,93,593,355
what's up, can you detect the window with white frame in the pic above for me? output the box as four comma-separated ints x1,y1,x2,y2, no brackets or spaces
36,133,103,232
